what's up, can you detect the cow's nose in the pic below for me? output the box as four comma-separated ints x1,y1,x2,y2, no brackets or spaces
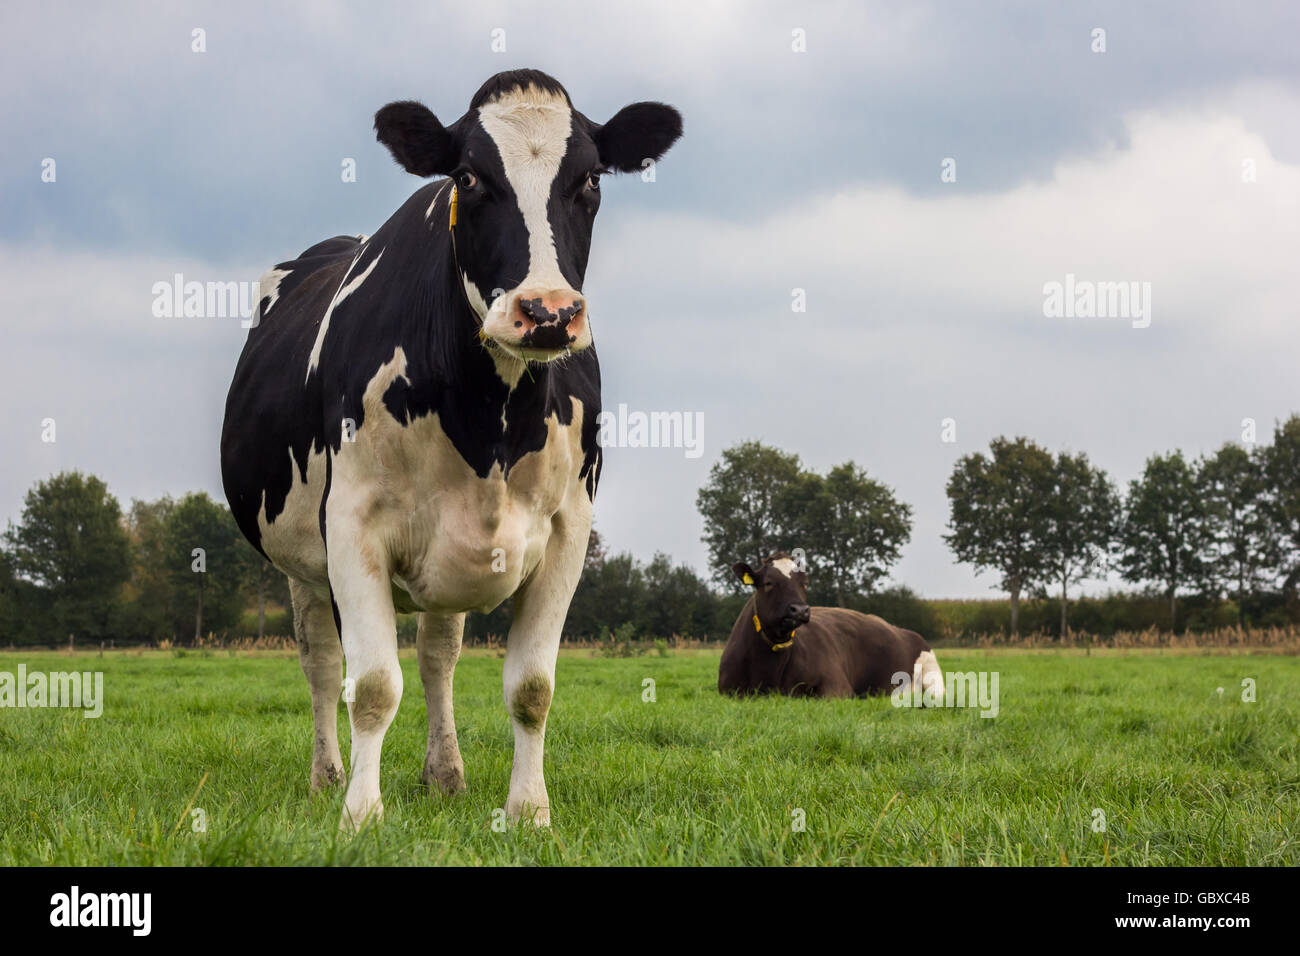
789,603,811,623
512,291,585,349
514,293,584,327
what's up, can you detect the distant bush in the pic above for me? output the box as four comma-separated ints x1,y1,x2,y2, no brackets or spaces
237,607,292,638
927,590,1296,639
851,586,942,638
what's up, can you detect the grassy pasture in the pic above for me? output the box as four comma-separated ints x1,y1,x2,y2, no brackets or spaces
0,648,1295,866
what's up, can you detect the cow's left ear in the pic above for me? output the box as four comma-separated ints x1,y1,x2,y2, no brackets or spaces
374,101,458,177
595,102,683,174
733,562,758,588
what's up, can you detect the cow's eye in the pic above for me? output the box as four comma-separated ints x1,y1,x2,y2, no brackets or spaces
763,581,774,592
457,170,478,190
585,171,601,192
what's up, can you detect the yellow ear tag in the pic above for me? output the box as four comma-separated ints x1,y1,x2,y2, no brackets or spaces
448,185,458,229
743,573,753,585
753,614,761,632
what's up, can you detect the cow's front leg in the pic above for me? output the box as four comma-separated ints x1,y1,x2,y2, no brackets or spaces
502,504,591,826
328,524,401,832
418,611,466,794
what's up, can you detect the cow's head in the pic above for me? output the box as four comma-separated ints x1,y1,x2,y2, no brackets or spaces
375,69,682,362
733,553,812,642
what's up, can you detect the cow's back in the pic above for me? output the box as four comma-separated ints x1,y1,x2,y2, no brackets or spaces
220,239,360,573
807,608,929,695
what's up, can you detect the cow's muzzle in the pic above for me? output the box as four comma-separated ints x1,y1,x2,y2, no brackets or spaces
782,604,812,632
484,288,590,359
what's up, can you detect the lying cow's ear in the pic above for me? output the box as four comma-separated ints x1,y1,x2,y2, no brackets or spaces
374,101,457,177
595,102,683,174
733,562,758,588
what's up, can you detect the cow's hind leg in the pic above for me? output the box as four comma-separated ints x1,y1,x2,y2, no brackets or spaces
417,612,466,794
289,576,346,791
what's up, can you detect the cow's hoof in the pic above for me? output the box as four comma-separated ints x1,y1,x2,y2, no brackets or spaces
423,764,467,796
339,799,383,834
310,763,347,792
506,798,550,828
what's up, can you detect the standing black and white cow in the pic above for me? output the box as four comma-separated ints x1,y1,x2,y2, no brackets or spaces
221,70,681,829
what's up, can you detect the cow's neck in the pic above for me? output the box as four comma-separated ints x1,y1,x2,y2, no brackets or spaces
404,229,573,478
439,267,560,405
745,599,799,664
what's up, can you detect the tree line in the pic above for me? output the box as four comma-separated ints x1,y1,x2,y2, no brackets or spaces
1,414,1296,645
0,474,286,646
945,416,1300,633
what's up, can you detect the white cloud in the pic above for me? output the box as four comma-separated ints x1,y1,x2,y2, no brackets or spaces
0,245,259,521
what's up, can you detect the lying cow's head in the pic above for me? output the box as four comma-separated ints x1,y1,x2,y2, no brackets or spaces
374,69,682,362
733,554,812,641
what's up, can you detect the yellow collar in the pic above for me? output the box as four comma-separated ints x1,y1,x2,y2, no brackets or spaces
753,613,794,652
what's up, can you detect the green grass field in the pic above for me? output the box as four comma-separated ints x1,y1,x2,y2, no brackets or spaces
1,648,1295,865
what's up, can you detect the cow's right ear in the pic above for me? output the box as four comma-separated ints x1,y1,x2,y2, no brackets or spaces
733,563,758,588
374,101,458,177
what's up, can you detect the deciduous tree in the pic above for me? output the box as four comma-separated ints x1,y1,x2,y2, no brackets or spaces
697,441,803,586
1041,452,1119,635
1261,414,1300,620
1199,443,1272,623
783,463,912,606
164,492,244,641
1118,452,1207,630
3,471,131,643
944,437,1055,635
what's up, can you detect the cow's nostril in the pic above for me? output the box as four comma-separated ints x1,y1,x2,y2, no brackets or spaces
552,299,583,325
518,298,550,323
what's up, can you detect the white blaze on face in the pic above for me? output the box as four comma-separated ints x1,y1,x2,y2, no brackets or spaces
477,88,573,293
769,557,798,579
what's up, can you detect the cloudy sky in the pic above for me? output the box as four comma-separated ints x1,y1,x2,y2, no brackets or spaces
2,1,1297,598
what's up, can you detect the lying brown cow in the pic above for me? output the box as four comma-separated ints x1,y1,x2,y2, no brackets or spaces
718,553,944,699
